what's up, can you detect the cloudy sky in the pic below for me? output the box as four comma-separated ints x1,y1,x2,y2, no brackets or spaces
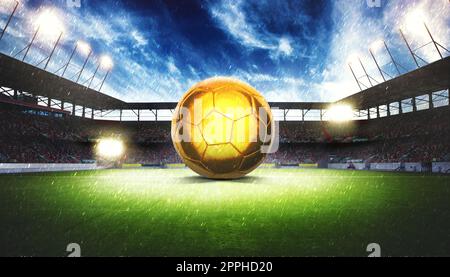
0,0,449,102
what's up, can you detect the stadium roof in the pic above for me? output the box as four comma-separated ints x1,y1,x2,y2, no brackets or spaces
0,53,331,111
338,56,450,110
1,53,449,111
0,53,125,110
124,102,331,110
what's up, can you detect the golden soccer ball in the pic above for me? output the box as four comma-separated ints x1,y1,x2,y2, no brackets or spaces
171,77,273,179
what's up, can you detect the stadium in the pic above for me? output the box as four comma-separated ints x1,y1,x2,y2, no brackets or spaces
1,1,450,257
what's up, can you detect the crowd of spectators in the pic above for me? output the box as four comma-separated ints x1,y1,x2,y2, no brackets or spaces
0,106,449,164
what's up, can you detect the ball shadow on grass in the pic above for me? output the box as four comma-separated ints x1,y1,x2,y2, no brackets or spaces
177,175,264,185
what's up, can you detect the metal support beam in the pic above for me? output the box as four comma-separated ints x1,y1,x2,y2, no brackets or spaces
424,22,443,60
412,97,417,112
99,70,110,92
399,29,420,68
429,93,434,109
72,104,76,116
359,58,373,87
22,26,40,62
0,1,19,42
44,32,63,70
384,41,401,76
348,64,362,91
88,63,100,89
61,44,77,77
369,48,386,82
76,50,92,83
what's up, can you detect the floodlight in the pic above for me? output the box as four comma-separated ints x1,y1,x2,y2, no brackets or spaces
327,104,354,122
100,55,113,70
347,53,360,65
96,138,125,160
35,9,64,38
403,8,427,34
369,39,384,52
77,41,91,56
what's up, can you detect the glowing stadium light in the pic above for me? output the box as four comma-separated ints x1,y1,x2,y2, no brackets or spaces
327,104,354,122
87,55,113,89
369,39,384,52
401,8,428,37
34,9,65,39
77,40,91,56
347,53,360,65
18,8,65,63
95,138,125,160
100,55,114,70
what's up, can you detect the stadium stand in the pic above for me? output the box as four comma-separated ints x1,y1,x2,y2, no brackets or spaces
0,53,449,171
1,102,449,165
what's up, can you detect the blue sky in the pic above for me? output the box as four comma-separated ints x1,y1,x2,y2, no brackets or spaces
0,0,449,102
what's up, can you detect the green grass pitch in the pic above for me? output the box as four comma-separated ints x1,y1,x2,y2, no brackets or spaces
1,168,449,257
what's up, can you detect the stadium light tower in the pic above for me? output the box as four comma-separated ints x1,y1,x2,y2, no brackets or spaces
397,8,449,68
348,54,363,91
98,55,113,91
18,9,64,63
0,0,19,42
76,45,93,83
383,41,401,76
44,31,63,70
348,54,376,90
399,28,420,69
423,22,444,60
87,60,101,89
87,55,113,89
369,40,386,82
60,41,91,77
368,39,405,80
